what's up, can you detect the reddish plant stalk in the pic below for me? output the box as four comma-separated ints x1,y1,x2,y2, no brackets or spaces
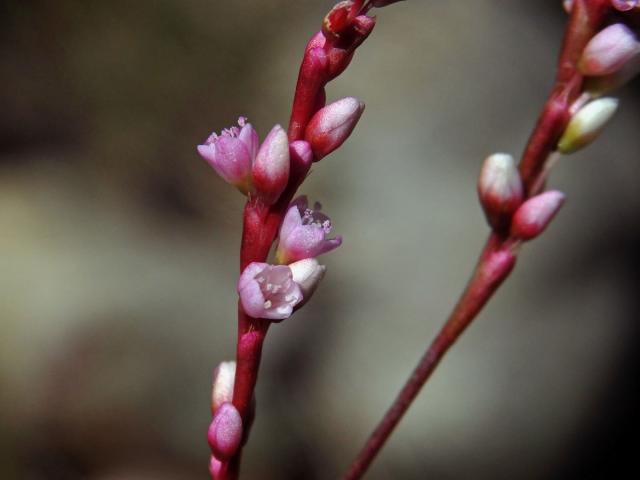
342,1,612,478
221,3,378,478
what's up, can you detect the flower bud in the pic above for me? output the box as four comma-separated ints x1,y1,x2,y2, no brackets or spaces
579,24,640,77
305,97,365,160
290,258,327,308
478,153,524,231
289,140,314,185
211,361,236,415
563,0,573,13
207,403,243,461
611,0,639,11
557,98,619,154
209,456,223,479
252,125,290,204
510,191,566,241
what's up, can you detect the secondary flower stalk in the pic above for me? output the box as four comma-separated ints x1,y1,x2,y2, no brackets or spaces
343,1,635,478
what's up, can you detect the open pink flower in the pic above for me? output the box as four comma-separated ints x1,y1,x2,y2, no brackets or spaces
238,263,303,320
197,117,258,194
275,196,342,264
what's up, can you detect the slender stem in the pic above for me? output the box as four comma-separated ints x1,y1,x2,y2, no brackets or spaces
343,235,516,480
343,2,613,478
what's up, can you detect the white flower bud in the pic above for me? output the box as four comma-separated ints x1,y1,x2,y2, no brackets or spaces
557,98,619,154
477,153,524,231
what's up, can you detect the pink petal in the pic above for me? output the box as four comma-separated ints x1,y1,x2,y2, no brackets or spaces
239,122,259,160
279,205,303,241
316,235,343,256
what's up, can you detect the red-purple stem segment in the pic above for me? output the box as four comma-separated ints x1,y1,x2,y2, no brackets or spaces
220,2,378,478
342,1,612,478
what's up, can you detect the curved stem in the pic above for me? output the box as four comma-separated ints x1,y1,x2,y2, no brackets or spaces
343,2,613,478
343,235,516,480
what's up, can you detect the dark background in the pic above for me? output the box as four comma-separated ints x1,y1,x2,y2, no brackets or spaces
1,1,639,479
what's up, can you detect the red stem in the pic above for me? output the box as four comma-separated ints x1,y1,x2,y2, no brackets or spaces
343,235,515,480
342,2,612,478
219,8,378,476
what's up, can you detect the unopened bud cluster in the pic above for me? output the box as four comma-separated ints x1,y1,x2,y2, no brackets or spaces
479,153,566,241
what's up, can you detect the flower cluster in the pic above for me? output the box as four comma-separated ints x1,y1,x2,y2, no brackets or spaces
197,117,289,204
478,3,639,241
238,196,341,321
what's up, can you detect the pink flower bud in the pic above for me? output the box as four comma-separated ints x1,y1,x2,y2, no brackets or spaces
207,402,243,461
276,196,342,264
510,191,566,241
211,361,236,415
579,24,640,76
252,125,290,204
238,262,303,320
305,97,365,160
197,117,256,194
478,153,524,231
289,258,327,308
209,456,222,479
289,140,314,186
611,0,639,11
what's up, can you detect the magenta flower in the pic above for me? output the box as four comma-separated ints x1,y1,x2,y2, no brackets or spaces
275,196,342,264
238,263,303,320
197,117,258,194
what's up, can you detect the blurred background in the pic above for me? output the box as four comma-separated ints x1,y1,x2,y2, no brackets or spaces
1,1,639,479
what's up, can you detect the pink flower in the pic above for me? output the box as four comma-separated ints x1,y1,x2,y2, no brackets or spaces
197,117,257,194
238,263,303,320
276,196,342,264
198,119,290,204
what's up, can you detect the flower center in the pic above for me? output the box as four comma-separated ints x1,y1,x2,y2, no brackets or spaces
254,265,299,311
301,207,332,235
205,117,248,145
